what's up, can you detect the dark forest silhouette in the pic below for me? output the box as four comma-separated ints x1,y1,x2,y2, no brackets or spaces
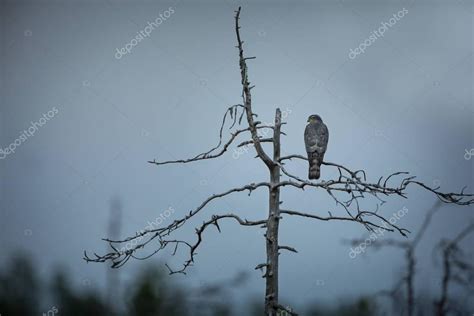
2,247,473,315
0,252,380,316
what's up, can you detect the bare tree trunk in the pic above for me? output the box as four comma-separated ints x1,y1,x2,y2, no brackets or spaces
406,248,415,316
436,249,450,316
265,109,282,315
107,197,122,316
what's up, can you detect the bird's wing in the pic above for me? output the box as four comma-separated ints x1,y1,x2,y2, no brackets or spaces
305,123,328,154
304,124,318,153
316,123,329,153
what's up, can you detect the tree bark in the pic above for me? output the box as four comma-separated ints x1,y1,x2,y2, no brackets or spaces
265,109,282,315
406,248,414,316
436,248,450,316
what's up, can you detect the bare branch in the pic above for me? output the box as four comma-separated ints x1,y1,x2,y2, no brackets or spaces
235,6,274,169
238,137,273,148
436,222,474,316
278,245,298,253
348,201,458,316
84,182,270,268
165,213,267,274
281,209,409,236
148,104,246,166
412,201,442,246
278,156,474,206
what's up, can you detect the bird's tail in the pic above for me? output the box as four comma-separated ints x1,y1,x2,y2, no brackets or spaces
308,152,322,180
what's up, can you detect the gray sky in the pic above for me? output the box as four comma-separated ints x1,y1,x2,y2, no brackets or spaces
1,0,473,311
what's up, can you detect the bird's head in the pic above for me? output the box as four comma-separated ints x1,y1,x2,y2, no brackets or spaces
307,114,322,123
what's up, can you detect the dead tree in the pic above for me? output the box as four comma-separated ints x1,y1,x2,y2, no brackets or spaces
434,222,474,316
106,197,122,315
347,201,441,316
84,7,474,315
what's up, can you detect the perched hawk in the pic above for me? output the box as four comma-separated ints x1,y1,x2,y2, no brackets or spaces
304,114,329,180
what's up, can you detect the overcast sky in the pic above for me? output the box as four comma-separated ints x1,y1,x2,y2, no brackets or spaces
1,0,473,311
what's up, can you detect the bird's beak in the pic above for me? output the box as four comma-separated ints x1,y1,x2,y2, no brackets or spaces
307,118,310,122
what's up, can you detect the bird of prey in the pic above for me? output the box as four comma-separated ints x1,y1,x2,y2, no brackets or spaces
304,114,329,180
